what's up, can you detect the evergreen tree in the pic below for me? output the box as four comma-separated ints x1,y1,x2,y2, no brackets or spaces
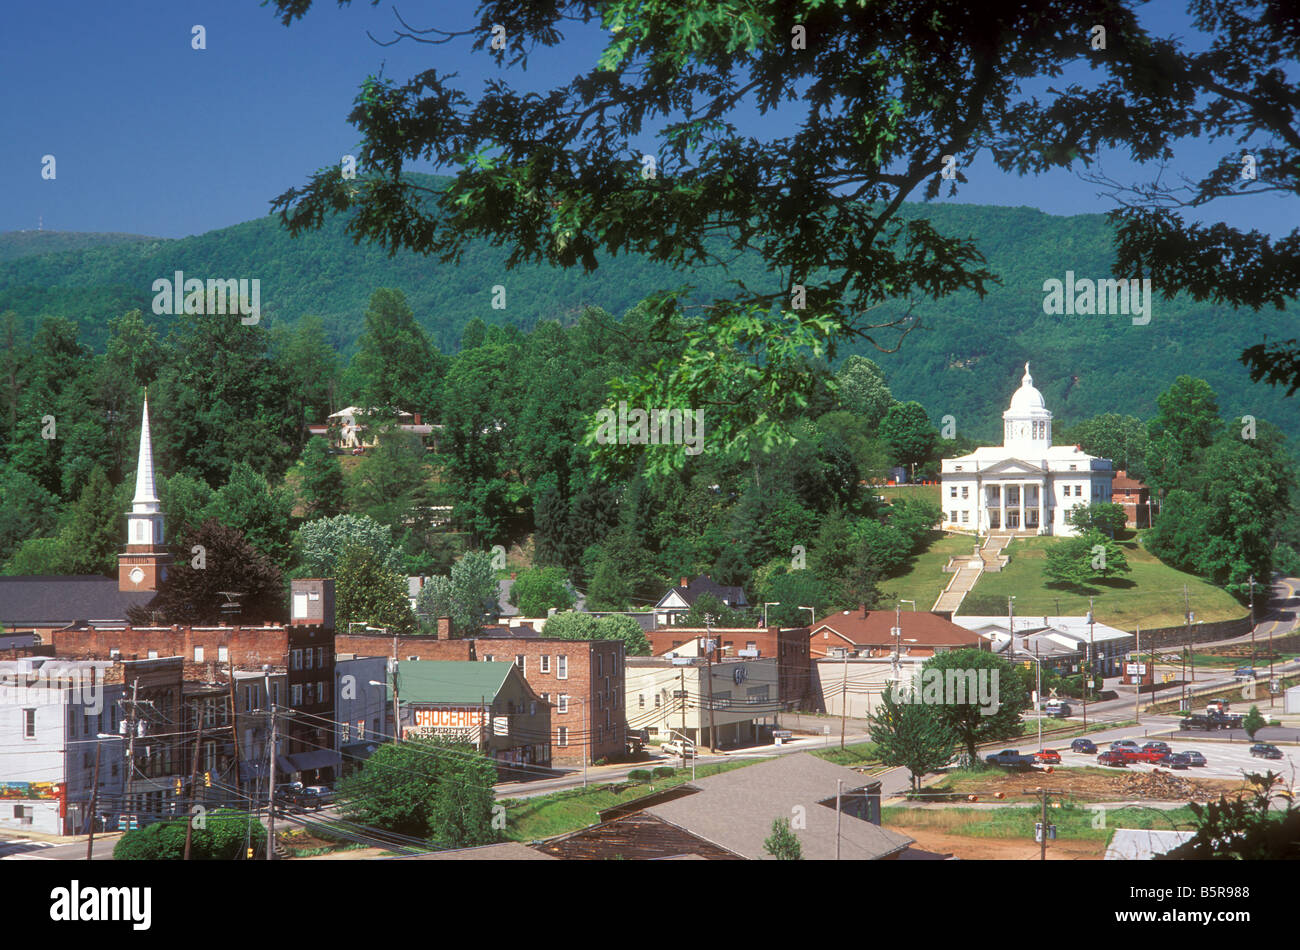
867,685,958,792
296,437,345,518
763,818,803,860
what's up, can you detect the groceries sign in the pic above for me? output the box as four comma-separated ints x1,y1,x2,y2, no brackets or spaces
405,706,486,738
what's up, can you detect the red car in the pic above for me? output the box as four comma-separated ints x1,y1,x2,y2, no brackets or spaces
1119,748,1163,764
1032,749,1061,764
1097,750,1129,767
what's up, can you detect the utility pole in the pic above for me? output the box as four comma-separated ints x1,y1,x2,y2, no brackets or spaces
839,647,849,752
835,779,843,861
124,679,138,831
679,669,687,734
227,666,242,798
85,740,102,860
1249,575,1256,672
1040,787,1048,861
183,703,204,860
704,615,718,754
266,704,277,861
1134,624,1141,726
1084,597,1094,728
582,699,588,787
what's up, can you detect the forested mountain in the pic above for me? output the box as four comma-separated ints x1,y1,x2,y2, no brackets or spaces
0,176,1293,443
0,230,158,263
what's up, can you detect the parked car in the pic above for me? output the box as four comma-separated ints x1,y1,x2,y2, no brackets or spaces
1250,743,1283,760
1097,750,1129,767
1032,749,1062,764
1141,741,1171,755
1110,739,1140,751
986,749,1037,769
1183,750,1207,767
1119,747,1164,764
1070,739,1097,754
1043,701,1072,718
662,740,696,759
273,782,304,807
296,785,336,810
1159,752,1191,770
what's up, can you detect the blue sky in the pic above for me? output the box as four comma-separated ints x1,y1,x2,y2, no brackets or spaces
4,0,1295,239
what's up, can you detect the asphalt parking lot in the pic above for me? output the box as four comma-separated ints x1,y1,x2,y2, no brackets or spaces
1048,738,1298,780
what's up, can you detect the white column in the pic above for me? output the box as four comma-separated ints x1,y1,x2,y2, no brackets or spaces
1038,479,1045,534
1019,482,1025,533
999,482,1006,531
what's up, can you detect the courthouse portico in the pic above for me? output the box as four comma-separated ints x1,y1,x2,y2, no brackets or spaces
940,365,1113,537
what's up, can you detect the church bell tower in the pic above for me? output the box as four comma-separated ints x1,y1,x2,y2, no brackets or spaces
118,393,170,592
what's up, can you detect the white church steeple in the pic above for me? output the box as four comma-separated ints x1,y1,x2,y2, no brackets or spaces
119,391,170,592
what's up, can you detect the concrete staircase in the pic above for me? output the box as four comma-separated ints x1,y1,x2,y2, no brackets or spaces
934,535,1016,613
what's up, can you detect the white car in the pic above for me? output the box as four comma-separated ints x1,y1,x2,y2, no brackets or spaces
662,740,697,758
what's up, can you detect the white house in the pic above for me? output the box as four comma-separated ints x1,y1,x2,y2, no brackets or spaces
940,364,1113,536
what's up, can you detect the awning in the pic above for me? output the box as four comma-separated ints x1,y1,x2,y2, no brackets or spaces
284,750,341,773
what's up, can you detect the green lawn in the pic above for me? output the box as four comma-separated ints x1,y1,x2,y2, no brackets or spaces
881,802,1199,841
500,759,758,841
876,484,942,506
882,532,976,610
963,535,1246,630
810,741,881,767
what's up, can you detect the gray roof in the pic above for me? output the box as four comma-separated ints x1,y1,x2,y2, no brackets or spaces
0,576,155,626
645,753,914,860
1104,829,1196,860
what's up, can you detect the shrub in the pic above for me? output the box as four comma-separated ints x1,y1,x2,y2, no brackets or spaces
627,769,653,782
652,767,676,778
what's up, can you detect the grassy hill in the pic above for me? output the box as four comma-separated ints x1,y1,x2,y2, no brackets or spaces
0,177,1294,442
961,534,1246,630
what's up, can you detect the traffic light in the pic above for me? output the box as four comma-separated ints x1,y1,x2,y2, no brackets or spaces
204,771,211,787
174,777,182,794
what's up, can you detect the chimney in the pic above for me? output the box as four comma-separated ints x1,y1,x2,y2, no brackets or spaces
414,412,422,425
680,577,688,589
435,617,450,640
861,603,869,618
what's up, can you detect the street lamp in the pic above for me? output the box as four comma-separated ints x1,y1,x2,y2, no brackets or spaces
369,674,400,744
86,733,122,859
763,602,780,627
798,606,816,626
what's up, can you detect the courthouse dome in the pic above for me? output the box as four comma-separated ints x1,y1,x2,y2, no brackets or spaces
1008,363,1046,413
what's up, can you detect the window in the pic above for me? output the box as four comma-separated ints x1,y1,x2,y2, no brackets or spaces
961,486,969,499
272,683,281,706
540,655,550,673
304,683,315,704
23,709,35,739
529,702,536,716
961,511,969,523
194,646,204,662
597,654,603,677
515,655,525,673
950,486,957,497
639,694,645,708
147,650,158,659
558,727,568,747
341,723,351,743
291,684,303,705
218,646,228,662
305,649,314,671
357,720,365,740
746,641,756,652
558,694,569,714
318,681,328,703
654,694,661,708
317,647,325,667
291,649,303,671
557,655,568,680
951,510,958,523
955,465,963,471
1069,464,1078,471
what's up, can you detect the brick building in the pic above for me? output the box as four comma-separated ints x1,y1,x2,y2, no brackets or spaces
1111,470,1153,528
334,631,625,766
810,610,987,659
646,626,811,709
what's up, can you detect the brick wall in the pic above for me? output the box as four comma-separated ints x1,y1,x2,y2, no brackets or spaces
53,624,332,667
646,626,811,708
477,638,625,766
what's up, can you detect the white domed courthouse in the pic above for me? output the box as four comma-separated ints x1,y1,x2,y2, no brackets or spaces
940,365,1113,537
